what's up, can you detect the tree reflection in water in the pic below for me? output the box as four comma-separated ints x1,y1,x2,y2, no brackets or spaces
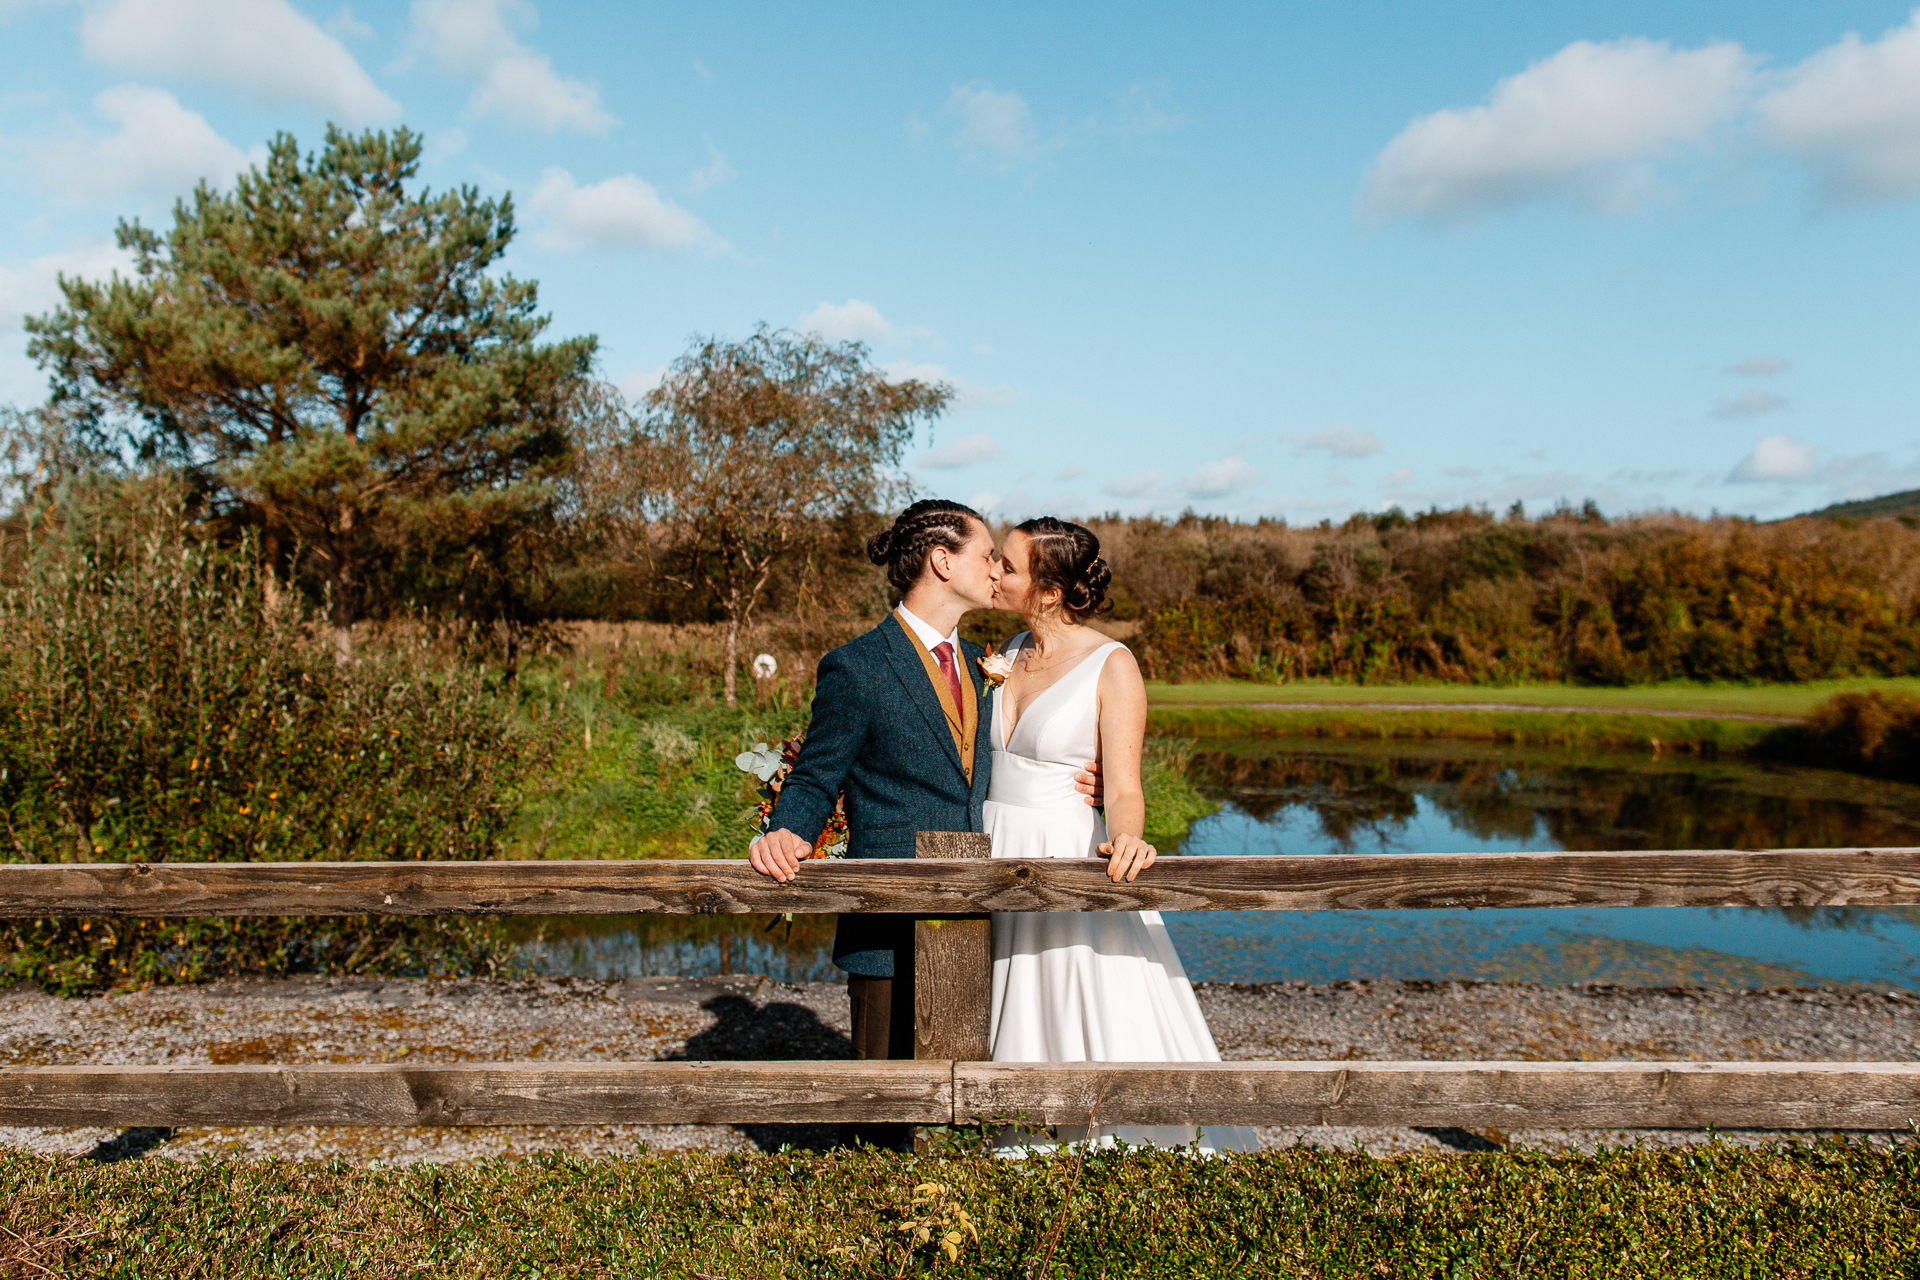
1183,738,1920,937
1188,738,1920,856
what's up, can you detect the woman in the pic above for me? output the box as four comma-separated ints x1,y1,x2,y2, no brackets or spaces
984,516,1257,1154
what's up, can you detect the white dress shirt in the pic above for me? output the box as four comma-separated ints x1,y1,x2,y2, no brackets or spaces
896,604,961,654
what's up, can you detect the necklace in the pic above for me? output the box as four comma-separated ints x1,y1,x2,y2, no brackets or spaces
1015,632,1094,677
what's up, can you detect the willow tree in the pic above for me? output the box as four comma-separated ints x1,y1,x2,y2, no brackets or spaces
26,126,595,660
636,327,951,705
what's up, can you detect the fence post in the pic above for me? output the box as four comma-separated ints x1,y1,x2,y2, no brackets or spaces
912,832,992,1062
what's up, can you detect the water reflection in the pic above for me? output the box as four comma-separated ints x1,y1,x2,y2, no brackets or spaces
510,912,842,984
1166,739,1920,988
514,739,1920,988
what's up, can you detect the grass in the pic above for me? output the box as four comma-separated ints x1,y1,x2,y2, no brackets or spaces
1146,676,1920,718
4,1139,1916,1278
507,652,1225,863
1149,705,1781,755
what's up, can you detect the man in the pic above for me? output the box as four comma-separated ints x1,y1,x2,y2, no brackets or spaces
749,500,1100,1101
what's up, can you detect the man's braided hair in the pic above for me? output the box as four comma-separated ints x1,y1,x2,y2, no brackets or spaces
867,499,986,596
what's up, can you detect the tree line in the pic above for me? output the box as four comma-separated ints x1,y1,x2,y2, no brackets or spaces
10,124,1920,697
11,126,946,703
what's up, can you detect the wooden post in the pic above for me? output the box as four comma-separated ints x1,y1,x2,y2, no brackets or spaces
913,831,993,1062
912,831,992,1154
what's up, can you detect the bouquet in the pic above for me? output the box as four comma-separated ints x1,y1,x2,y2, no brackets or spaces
735,732,849,858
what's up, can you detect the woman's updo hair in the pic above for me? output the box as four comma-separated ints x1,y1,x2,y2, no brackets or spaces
867,499,986,596
1014,516,1112,622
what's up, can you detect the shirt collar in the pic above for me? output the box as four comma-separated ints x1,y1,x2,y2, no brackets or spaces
896,604,959,653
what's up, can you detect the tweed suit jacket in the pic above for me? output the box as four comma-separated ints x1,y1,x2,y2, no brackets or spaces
768,611,993,977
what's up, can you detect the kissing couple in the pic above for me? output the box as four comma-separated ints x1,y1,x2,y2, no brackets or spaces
751,499,1255,1154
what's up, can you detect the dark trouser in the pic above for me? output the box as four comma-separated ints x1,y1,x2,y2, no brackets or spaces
847,969,915,1149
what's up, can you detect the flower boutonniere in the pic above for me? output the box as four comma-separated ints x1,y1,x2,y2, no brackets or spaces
978,648,1013,691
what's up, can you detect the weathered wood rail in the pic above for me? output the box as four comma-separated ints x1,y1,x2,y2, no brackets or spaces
2,1061,1914,1131
4,846,1917,918
6,844,1918,1134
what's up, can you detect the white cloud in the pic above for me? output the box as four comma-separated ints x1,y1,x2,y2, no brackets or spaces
968,489,1001,513
407,0,614,134
529,168,722,253
1054,464,1082,482
1113,82,1185,136
688,143,734,195
615,365,666,402
947,81,1035,157
0,241,136,335
1729,433,1817,483
1758,11,1920,205
1721,439,1920,501
800,299,896,345
881,360,1013,411
1103,470,1166,500
0,240,137,401
1359,37,1753,221
1726,355,1790,377
1490,470,1587,503
82,0,398,122
24,84,253,202
919,432,1001,469
1380,466,1418,498
1181,456,1257,499
1287,424,1384,458
1715,388,1788,418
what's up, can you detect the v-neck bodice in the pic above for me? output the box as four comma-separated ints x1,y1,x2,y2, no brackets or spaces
988,633,1122,809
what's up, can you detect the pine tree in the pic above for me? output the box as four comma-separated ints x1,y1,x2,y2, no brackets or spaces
27,126,596,660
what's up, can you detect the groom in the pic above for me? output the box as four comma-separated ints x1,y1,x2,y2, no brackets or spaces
749,499,1100,1068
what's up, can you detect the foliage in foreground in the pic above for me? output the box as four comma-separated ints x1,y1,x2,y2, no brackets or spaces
0,488,542,992
3,1138,1915,1278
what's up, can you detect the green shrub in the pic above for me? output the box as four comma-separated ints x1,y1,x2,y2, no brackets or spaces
1764,690,1920,783
0,487,542,992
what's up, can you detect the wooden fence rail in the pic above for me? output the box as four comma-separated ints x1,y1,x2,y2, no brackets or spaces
3,1061,1914,1131
4,847,1918,919
6,844,1917,1134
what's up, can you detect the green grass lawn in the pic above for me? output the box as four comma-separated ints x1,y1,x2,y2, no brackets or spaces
5,1140,1914,1278
1146,676,1920,718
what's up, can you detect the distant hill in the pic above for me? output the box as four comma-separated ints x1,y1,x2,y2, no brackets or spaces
1800,489,1920,521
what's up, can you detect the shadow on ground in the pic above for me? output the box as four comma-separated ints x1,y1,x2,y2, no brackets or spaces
669,993,911,1152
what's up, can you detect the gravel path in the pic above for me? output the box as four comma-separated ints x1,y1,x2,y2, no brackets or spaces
3,975,1914,1163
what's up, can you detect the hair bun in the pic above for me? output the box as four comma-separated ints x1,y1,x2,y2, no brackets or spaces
865,526,897,565
1013,516,1112,622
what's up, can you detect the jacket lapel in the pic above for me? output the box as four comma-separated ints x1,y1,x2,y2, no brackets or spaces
881,613,969,782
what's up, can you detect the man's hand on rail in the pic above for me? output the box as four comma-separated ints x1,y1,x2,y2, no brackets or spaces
1074,759,1104,807
749,829,813,883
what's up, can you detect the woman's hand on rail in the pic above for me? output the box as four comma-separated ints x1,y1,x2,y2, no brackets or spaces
749,829,813,883
1095,833,1156,883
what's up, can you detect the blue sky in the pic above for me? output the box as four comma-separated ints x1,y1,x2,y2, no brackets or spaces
3,0,1918,522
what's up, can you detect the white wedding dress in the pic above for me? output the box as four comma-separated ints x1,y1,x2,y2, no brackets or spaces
984,633,1258,1155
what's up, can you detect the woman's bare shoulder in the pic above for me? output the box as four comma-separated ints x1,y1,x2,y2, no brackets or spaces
1095,642,1143,685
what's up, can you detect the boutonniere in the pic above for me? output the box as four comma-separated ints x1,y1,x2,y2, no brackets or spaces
978,648,1013,690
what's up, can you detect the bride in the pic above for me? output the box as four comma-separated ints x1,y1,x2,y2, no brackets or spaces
984,516,1257,1155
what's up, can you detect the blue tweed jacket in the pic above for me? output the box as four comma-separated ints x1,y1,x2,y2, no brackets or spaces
768,611,993,977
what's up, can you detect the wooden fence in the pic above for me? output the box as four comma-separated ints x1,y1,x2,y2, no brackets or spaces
4,842,1919,1134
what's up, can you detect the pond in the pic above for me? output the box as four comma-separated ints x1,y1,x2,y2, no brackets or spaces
514,738,1920,989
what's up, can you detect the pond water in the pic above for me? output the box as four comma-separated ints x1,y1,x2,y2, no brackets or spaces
515,738,1920,989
